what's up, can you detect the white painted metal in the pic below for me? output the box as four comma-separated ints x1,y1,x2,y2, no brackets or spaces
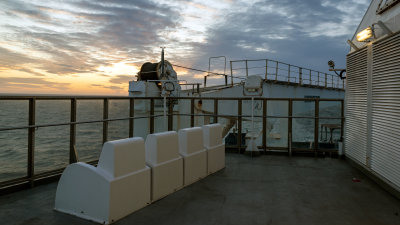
350,0,400,51
178,127,207,186
370,32,400,189
203,124,225,174
145,131,183,201
55,137,151,224
345,47,368,165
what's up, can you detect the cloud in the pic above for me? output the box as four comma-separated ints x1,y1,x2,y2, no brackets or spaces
0,77,70,89
0,0,370,94
109,75,134,84
188,0,370,72
0,0,181,78
91,84,124,90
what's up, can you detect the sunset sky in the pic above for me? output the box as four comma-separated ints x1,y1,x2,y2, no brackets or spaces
0,0,369,95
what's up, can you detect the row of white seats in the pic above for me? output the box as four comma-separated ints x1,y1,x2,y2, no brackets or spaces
54,123,225,224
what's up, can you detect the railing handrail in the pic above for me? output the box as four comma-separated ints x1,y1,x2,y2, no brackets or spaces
0,96,344,194
229,58,345,90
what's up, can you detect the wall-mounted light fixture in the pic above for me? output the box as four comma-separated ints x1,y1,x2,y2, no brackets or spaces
356,26,373,42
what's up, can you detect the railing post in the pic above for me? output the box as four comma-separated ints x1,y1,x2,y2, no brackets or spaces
129,98,134,137
337,76,340,88
265,60,268,80
28,98,35,187
324,73,327,88
288,99,292,156
262,99,267,151
150,99,154,134
299,67,302,86
230,61,234,86
238,99,242,153
168,98,173,131
314,99,319,153
70,98,77,164
341,100,344,142
245,60,248,77
103,98,109,144
275,61,278,81
214,99,218,123
191,99,195,127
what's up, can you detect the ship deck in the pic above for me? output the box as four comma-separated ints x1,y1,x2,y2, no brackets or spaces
1,154,399,225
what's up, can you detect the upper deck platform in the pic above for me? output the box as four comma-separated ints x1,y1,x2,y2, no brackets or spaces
1,153,399,225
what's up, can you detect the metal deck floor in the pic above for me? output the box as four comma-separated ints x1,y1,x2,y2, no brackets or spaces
1,154,399,225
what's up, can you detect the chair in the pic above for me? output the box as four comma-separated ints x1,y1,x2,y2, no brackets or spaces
178,127,207,186
55,137,151,224
145,131,183,201
203,124,225,174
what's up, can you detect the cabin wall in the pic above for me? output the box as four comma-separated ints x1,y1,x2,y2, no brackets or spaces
345,31,400,193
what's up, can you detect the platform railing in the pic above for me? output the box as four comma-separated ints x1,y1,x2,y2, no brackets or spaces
230,59,345,89
0,96,344,194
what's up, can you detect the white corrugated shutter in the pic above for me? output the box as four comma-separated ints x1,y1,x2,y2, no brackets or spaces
371,33,400,188
345,48,368,165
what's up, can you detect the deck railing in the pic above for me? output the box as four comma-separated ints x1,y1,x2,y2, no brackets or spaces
0,96,344,194
229,59,345,89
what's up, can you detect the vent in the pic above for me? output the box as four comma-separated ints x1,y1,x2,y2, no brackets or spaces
345,48,368,165
371,33,400,188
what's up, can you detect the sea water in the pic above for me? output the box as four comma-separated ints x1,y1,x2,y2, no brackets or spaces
0,99,131,182
0,99,341,182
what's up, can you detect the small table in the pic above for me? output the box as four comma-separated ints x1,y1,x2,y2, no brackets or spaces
320,124,341,143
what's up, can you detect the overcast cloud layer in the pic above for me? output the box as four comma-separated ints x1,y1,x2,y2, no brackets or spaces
0,0,370,94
